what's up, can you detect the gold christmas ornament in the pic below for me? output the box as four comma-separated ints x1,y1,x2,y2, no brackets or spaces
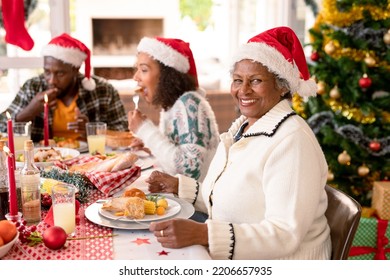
324,41,336,55
364,55,376,67
329,85,341,99
384,32,390,45
327,170,334,181
317,81,326,95
338,150,351,165
358,164,370,177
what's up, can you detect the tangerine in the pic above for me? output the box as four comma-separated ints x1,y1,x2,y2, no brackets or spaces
0,220,17,244
156,206,166,216
0,236,4,247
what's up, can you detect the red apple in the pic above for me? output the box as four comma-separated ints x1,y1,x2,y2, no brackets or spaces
42,226,68,250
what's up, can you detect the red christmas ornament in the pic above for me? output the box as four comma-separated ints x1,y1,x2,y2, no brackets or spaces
369,140,381,152
42,226,68,250
310,51,320,61
359,74,372,89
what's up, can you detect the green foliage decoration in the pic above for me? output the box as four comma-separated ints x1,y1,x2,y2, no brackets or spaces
179,0,213,31
293,0,390,206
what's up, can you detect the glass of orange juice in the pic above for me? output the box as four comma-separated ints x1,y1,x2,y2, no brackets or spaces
86,122,107,155
13,122,31,151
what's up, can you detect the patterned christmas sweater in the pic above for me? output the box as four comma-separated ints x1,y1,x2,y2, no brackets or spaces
135,90,219,181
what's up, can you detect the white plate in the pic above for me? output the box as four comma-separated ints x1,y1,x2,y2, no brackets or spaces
132,150,151,158
136,157,155,171
15,147,80,168
85,196,195,230
77,141,88,153
98,198,181,222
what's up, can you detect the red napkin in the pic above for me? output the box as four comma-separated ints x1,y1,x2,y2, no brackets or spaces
54,155,141,196
44,200,81,226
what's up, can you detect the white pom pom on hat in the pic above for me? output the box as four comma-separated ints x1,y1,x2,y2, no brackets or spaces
42,33,96,90
231,26,317,98
137,37,199,87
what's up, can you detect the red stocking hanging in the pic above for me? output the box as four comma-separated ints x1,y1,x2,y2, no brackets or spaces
1,0,34,50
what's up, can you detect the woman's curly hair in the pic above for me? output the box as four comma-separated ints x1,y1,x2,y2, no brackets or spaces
152,62,197,110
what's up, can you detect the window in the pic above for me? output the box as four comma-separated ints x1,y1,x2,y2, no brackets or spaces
0,0,315,113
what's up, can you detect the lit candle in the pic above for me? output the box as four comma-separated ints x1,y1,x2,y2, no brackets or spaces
3,146,18,216
44,94,49,146
5,111,15,168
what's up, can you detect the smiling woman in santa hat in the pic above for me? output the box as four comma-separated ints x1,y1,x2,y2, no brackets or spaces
146,26,332,260
128,37,219,183
0,33,128,142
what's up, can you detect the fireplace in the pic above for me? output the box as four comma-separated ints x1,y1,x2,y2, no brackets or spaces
92,18,163,55
74,0,180,82
92,18,163,79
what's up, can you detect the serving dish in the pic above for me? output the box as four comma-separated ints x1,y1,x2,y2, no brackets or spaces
15,147,80,168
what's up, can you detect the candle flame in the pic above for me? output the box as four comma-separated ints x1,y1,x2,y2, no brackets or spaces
6,111,11,119
44,94,48,103
3,145,12,157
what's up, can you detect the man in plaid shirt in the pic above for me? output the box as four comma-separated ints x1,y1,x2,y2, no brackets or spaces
0,33,128,142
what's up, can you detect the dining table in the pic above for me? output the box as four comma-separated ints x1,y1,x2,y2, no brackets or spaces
1,147,211,260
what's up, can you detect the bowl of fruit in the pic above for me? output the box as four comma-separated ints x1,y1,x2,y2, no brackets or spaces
0,220,19,259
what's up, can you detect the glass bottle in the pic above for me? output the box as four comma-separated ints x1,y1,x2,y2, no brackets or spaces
20,140,41,224
0,140,9,220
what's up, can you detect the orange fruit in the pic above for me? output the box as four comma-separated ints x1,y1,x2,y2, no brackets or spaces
0,220,17,244
156,206,166,216
0,236,4,247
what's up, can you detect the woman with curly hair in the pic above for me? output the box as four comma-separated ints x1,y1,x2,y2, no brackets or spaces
128,37,219,182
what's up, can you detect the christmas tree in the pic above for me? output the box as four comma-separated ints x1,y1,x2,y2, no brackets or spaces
293,0,390,207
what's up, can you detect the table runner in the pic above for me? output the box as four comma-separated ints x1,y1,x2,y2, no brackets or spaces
3,189,114,260
113,229,211,260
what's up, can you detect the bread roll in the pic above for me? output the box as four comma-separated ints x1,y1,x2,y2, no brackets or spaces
123,188,146,200
69,152,138,173
111,152,138,172
102,197,145,219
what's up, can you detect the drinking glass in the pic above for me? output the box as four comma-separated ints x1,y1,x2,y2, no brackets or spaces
86,122,107,154
52,183,76,235
13,122,31,151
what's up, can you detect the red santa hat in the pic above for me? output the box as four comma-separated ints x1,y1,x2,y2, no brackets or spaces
231,26,317,98
41,33,96,90
137,37,198,87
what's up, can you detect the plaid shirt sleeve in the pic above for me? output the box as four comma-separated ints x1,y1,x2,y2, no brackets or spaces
0,76,46,142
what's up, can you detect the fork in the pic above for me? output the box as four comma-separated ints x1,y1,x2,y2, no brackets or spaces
133,94,140,110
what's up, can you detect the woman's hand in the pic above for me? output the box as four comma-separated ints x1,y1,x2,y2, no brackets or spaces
128,109,146,132
149,218,208,248
146,170,179,194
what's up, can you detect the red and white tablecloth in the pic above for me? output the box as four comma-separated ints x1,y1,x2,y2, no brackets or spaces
2,160,211,260
3,189,114,260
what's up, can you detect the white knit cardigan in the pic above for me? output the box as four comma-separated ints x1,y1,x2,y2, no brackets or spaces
177,100,332,260
135,90,219,181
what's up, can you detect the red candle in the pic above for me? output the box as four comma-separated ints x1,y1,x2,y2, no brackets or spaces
6,111,15,168
3,146,18,216
44,94,49,146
